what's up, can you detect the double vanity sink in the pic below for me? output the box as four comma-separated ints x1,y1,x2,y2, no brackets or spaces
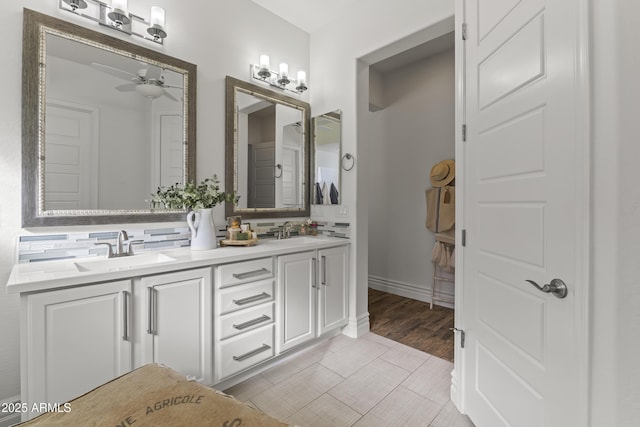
7,235,343,293
9,234,350,421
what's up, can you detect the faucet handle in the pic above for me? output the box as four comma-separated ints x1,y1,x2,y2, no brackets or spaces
127,240,144,255
94,242,114,258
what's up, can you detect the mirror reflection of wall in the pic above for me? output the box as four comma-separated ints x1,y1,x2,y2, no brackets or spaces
235,90,304,210
312,110,342,205
43,33,184,211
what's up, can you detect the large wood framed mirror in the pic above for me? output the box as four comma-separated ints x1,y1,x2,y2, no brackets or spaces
22,8,196,226
225,76,310,219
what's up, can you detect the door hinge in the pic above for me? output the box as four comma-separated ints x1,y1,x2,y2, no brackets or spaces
450,328,466,348
461,229,466,247
462,23,468,41
461,124,467,141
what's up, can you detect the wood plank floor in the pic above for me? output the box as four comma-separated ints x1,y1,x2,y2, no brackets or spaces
368,288,455,362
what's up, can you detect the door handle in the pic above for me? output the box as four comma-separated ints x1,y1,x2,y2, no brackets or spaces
312,258,318,288
122,290,129,341
147,287,158,335
525,278,568,299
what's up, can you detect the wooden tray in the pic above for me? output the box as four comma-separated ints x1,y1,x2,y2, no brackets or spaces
220,238,259,247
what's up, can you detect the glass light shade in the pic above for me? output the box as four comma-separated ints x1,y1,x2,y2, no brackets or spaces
111,0,128,14
63,0,88,10
259,55,270,69
279,63,289,77
297,70,306,84
149,6,165,29
136,83,164,99
147,6,167,39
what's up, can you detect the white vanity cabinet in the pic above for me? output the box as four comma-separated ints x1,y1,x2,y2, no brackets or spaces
278,251,317,352
21,280,133,418
278,245,349,353
11,237,351,415
214,257,276,382
138,267,213,384
317,246,349,336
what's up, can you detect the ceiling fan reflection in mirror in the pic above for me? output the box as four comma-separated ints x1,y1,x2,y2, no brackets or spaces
91,62,183,100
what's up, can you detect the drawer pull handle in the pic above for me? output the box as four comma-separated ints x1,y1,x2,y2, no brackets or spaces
232,268,269,280
233,292,271,306
233,315,271,330
233,344,271,362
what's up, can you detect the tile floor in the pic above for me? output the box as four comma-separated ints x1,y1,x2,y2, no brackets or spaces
224,333,475,427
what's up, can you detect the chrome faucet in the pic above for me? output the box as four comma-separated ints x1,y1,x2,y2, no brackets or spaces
283,222,292,239
115,230,129,256
95,230,143,258
276,222,293,239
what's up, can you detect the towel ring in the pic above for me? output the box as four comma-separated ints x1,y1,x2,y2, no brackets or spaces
274,164,282,178
341,153,355,171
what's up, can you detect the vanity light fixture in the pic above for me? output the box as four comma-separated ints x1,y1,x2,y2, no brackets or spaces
108,0,130,27
251,55,308,94
277,63,290,86
146,6,167,40
58,0,168,44
62,0,88,11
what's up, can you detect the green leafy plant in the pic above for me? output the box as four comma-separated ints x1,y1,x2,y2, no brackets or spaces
151,175,238,211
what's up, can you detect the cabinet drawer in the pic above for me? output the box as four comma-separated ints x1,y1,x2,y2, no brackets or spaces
219,303,275,340
218,279,275,315
217,257,274,288
218,325,275,380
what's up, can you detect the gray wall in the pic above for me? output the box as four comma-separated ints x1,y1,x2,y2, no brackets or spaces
0,0,308,403
367,49,455,304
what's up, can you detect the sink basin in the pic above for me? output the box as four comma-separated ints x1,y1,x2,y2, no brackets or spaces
267,236,330,245
74,253,176,272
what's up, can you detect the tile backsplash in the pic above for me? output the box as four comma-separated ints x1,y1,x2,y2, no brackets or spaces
249,220,351,239
16,220,350,264
17,226,193,264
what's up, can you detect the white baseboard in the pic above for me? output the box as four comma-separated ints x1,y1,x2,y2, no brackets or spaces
0,395,22,427
342,312,370,338
368,275,454,309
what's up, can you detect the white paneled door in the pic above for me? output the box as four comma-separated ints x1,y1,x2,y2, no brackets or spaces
461,0,588,426
44,102,98,210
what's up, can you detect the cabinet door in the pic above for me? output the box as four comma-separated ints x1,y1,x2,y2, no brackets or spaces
140,268,212,384
278,251,316,352
318,246,349,336
25,280,132,413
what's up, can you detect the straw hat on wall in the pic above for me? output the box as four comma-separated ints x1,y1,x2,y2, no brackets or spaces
430,159,455,187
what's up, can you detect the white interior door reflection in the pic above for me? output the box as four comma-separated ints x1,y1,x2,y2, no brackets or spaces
235,91,303,209
44,101,98,211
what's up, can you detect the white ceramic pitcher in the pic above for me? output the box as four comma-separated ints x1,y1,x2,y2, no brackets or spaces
186,208,217,250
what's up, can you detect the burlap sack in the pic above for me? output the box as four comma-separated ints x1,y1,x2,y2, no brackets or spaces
18,364,289,426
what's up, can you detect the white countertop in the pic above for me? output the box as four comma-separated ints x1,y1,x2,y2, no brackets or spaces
6,236,349,294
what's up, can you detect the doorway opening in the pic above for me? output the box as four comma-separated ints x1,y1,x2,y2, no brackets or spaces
363,28,456,362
